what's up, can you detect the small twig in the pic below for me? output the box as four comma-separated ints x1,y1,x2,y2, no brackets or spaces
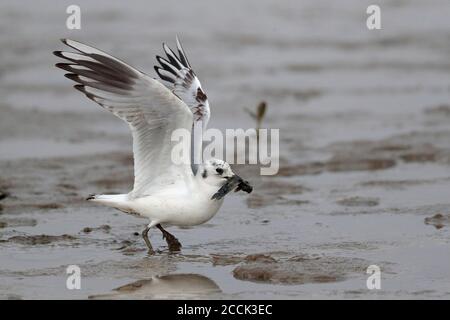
245,101,267,142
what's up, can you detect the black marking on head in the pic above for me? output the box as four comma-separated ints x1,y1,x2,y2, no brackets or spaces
202,169,207,178
216,168,224,175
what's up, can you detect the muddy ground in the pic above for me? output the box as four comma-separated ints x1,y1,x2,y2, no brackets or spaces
1,0,450,299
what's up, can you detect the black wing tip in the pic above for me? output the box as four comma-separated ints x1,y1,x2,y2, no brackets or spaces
154,66,175,83
156,55,167,64
53,50,64,58
162,42,186,69
156,55,179,76
73,84,97,102
86,194,96,201
64,73,79,81
154,65,163,75
175,36,191,68
162,42,172,54
156,54,178,67
73,84,86,93
55,62,72,71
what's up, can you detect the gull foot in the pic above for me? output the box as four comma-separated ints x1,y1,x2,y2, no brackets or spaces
156,224,182,252
166,234,182,252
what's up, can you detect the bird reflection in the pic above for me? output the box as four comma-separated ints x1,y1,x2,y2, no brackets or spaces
90,273,221,299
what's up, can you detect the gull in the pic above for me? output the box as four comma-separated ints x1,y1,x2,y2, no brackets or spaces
54,38,252,254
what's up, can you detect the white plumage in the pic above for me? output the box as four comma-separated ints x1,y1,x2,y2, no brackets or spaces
54,38,252,254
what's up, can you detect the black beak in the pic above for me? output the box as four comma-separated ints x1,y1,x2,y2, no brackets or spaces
211,175,253,200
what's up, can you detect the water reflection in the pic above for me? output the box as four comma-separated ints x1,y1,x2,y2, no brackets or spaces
90,273,221,299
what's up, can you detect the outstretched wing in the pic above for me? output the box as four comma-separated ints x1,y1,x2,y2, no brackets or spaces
154,37,210,174
54,39,193,198
154,37,210,126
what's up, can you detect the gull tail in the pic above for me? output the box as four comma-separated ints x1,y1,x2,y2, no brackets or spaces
87,194,131,212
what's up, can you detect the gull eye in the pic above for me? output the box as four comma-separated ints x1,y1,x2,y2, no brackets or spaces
216,168,224,175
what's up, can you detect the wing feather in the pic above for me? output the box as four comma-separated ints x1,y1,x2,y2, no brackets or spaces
54,39,194,197
154,36,211,174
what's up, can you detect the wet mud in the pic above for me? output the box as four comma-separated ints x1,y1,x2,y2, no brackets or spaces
1,0,450,299
232,254,370,285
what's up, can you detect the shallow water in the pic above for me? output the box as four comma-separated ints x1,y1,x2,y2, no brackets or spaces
1,0,450,299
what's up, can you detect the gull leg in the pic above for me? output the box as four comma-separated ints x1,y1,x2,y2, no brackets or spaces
156,224,182,252
142,225,155,255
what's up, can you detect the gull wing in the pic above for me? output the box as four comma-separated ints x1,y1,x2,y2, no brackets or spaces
54,39,194,198
154,37,210,174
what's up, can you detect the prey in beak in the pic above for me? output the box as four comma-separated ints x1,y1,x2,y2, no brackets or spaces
211,175,253,200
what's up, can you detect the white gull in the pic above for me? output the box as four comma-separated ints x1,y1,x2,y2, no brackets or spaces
54,38,252,254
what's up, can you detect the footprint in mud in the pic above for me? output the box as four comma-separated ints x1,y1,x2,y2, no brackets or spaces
424,213,450,229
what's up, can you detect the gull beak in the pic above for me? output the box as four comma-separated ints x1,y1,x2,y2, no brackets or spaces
211,175,253,200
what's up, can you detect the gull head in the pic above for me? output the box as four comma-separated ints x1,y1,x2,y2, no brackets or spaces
199,159,253,200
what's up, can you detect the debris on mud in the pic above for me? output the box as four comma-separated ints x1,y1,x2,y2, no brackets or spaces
81,225,111,233
424,213,450,229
